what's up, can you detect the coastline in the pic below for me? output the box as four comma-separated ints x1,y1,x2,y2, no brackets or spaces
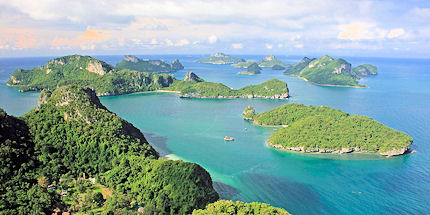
287,75,369,88
266,141,409,157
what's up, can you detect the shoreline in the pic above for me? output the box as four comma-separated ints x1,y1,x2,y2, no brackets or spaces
287,75,369,88
266,141,409,157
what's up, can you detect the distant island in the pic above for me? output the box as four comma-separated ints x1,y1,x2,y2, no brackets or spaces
257,55,289,68
7,55,290,100
116,55,184,73
167,72,289,99
243,103,412,156
238,62,262,75
232,60,256,68
197,52,245,64
284,55,378,87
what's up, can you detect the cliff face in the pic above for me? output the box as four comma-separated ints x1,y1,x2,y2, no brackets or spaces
184,72,204,82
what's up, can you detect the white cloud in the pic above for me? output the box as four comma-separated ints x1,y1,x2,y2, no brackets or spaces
150,38,158,45
232,43,243,49
165,39,174,46
294,43,304,48
265,43,273,49
277,43,284,48
175,39,190,46
208,35,217,44
337,22,386,40
387,28,405,39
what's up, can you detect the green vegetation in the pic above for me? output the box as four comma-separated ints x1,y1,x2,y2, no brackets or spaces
0,109,58,214
232,60,255,68
192,200,290,215
238,62,261,75
104,156,219,214
258,55,287,68
7,55,176,96
116,55,184,73
197,53,245,64
272,64,286,70
167,76,289,99
1,85,220,214
352,64,378,76
245,103,413,155
284,55,377,87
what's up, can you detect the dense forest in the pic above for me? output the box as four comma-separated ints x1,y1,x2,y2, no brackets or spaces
192,200,291,215
1,85,289,214
244,103,413,155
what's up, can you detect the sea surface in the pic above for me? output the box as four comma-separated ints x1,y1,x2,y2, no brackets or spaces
1,55,429,215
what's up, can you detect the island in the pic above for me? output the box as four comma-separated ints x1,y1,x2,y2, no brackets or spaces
232,60,256,68
7,55,290,100
283,55,378,87
238,62,262,75
166,72,289,99
243,103,413,156
272,64,286,70
116,55,184,73
257,55,288,68
352,64,378,76
197,52,245,64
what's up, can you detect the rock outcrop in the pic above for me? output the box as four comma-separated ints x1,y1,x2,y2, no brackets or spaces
184,72,204,82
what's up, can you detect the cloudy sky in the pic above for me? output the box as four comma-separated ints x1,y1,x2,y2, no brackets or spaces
0,0,429,57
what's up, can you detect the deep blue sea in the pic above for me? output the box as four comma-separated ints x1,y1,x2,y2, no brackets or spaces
1,55,429,215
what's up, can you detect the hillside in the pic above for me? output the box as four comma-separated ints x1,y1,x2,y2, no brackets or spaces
258,55,288,68
244,103,413,156
197,53,245,64
238,62,262,75
167,73,289,99
7,55,176,96
284,55,378,87
192,200,290,215
116,55,184,73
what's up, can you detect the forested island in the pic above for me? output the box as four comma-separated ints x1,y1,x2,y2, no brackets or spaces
243,104,412,156
197,53,245,64
284,55,377,87
116,55,184,73
0,85,289,214
7,55,289,99
166,72,289,99
238,62,262,75
257,55,288,68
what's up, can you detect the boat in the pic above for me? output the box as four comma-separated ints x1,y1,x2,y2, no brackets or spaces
224,136,235,141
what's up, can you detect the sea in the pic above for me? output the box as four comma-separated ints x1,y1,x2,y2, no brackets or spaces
0,54,429,215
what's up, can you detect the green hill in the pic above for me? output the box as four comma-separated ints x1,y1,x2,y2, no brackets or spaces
284,55,378,87
232,60,255,68
197,53,245,64
167,73,289,99
258,55,287,68
116,55,184,73
244,103,413,156
7,55,176,96
238,62,262,75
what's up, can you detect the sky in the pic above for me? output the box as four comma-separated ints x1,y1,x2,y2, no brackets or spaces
0,0,429,58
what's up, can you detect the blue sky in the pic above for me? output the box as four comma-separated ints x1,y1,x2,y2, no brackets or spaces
0,0,429,57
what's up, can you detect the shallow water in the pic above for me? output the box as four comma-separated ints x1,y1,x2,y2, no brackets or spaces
1,55,429,214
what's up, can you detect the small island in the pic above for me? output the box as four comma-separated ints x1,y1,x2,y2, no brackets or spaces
232,60,256,68
258,55,289,68
116,55,184,73
238,62,262,75
284,55,378,87
243,103,413,156
197,52,245,64
167,72,289,99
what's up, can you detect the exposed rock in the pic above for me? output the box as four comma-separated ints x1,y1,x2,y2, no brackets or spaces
213,52,228,57
124,55,139,63
332,63,351,74
380,148,408,157
171,59,184,71
86,61,107,75
183,72,203,82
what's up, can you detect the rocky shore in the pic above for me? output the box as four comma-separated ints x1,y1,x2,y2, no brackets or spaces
267,141,409,157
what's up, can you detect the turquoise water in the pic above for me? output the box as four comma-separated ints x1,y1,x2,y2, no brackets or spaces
1,55,429,214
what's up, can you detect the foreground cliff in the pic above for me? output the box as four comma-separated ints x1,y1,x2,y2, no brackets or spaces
244,104,412,156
